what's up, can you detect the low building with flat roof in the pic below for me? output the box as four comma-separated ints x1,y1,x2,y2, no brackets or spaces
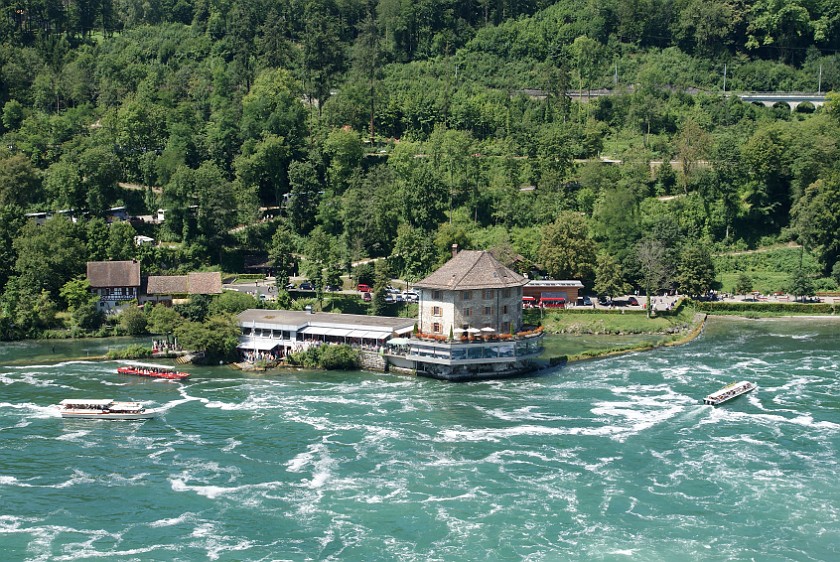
523,280,584,306
236,309,415,361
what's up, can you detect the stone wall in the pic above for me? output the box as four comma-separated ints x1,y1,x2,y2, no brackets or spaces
359,350,387,373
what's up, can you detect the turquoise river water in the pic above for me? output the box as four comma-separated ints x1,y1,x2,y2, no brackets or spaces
1,317,838,561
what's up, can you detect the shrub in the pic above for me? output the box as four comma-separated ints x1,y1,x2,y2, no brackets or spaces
287,344,360,370
106,344,153,359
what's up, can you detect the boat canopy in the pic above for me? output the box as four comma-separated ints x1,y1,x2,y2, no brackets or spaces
60,399,113,406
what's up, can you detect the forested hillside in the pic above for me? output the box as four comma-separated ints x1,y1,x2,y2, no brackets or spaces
3,0,840,338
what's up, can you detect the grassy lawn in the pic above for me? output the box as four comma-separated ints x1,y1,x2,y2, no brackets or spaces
541,332,670,359
532,306,695,335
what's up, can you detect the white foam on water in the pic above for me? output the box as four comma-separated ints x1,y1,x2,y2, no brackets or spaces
286,442,336,489
221,437,241,452
148,512,198,528
188,522,256,560
55,430,91,442
0,402,60,419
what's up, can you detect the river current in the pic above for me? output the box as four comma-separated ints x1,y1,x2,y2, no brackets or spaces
1,317,838,561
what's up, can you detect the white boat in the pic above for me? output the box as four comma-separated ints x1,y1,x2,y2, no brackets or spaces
58,399,159,420
703,381,756,406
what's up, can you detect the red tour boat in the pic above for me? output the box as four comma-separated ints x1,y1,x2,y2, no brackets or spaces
117,365,190,380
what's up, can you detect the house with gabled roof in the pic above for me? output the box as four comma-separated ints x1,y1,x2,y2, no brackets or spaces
384,245,544,381
141,272,223,306
413,246,527,338
86,260,141,312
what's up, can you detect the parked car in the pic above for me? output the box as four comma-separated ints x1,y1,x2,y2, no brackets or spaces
324,284,340,292
628,296,639,306
357,283,372,293
384,294,396,304
299,281,314,291
582,296,593,306
402,290,419,302
361,292,372,302
284,283,296,290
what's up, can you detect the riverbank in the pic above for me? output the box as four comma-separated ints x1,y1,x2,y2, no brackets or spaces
539,313,708,368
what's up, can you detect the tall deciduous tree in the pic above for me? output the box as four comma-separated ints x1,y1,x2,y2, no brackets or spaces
792,176,840,274
636,238,669,316
14,218,87,296
594,251,631,299
538,212,597,287
676,243,715,297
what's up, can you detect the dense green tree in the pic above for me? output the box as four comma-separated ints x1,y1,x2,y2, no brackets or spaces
59,276,95,311
538,212,598,287
72,300,104,332
270,223,297,290
287,160,321,236
594,251,632,299
209,290,260,316
734,272,753,296
591,186,640,265
792,176,840,274
0,277,57,339
14,218,87,296
392,223,437,282
0,205,26,290
107,221,137,261
635,239,669,316
175,314,240,360
0,154,41,207
789,268,815,299
676,243,716,296
147,303,184,335
119,305,148,335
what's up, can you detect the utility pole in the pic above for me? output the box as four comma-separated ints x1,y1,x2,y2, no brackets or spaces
723,64,727,94
818,64,822,94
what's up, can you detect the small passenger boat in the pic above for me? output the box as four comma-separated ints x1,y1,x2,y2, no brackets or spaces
117,365,190,380
58,399,158,420
703,381,756,406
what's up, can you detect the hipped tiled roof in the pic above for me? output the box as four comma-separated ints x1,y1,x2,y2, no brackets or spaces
146,272,222,295
413,250,528,290
86,260,141,288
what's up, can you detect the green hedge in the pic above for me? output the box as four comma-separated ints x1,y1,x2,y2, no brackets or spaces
689,300,837,314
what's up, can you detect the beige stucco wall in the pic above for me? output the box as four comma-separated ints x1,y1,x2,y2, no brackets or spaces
418,287,523,336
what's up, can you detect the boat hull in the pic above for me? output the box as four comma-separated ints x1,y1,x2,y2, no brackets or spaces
117,366,190,380
703,381,756,406
59,409,159,420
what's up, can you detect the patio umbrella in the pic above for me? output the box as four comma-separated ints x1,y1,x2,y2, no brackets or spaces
466,328,481,334
480,327,495,333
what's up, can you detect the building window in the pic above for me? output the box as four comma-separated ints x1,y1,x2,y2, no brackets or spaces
484,306,492,315
483,289,494,299
432,322,442,333
432,306,442,316
464,308,471,317
502,321,510,333
503,305,508,314
432,290,442,300
503,288,511,298
462,291,472,300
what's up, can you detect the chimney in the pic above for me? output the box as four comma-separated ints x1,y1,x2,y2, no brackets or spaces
451,244,459,258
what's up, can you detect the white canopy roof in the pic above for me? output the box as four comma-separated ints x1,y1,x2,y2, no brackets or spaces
59,399,113,406
237,338,281,351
